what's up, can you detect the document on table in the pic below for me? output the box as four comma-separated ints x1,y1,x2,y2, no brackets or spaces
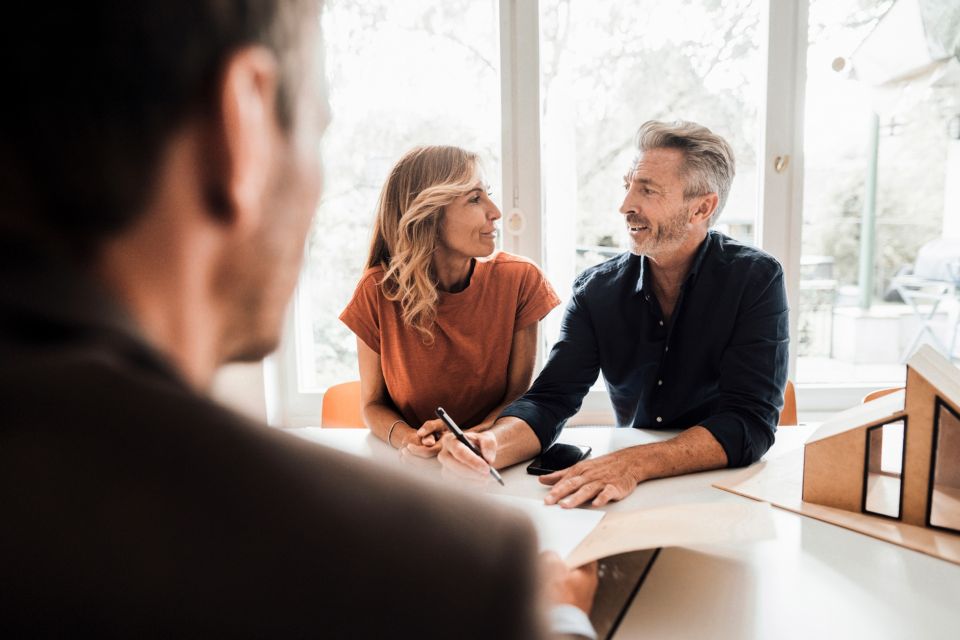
491,495,775,568
493,494,605,559
565,500,775,567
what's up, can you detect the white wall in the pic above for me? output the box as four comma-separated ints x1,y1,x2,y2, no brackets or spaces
211,362,269,423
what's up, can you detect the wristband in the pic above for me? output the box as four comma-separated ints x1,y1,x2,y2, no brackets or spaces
387,419,407,449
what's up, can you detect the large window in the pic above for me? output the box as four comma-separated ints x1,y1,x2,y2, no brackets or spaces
275,0,960,426
293,0,501,395
538,0,762,345
797,0,960,386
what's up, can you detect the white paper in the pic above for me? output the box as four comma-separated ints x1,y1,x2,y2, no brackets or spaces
491,494,605,559
565,501,776,567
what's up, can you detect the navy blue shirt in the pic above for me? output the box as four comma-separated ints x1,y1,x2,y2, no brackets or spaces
501,231,789,468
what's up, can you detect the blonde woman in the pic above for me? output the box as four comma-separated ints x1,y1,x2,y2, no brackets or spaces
340,146,560,457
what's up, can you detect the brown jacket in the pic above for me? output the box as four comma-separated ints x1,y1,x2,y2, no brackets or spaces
0,246,546,638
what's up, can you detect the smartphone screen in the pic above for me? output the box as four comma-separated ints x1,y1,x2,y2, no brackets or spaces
526,443,592,475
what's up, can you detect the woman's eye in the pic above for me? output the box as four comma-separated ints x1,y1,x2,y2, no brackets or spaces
469,196,481,204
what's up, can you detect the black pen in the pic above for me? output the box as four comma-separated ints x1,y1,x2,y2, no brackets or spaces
435,407,505,486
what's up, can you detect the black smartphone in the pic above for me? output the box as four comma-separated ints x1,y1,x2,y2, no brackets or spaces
526,443,592,475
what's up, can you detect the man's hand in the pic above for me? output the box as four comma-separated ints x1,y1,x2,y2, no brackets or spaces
539,552,598,614
542,427,729,507
540,448,643,508
436,430,498,480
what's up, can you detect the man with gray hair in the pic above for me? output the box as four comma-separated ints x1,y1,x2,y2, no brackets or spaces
437,120,789,507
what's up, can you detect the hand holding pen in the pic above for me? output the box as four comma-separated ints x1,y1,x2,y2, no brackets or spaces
435,407,505,486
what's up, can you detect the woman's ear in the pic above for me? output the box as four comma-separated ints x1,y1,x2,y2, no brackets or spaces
204,46,280,232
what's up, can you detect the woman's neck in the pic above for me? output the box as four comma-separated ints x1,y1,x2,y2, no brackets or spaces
433,251,475,293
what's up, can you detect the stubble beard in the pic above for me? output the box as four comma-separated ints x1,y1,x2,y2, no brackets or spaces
628,205,690,257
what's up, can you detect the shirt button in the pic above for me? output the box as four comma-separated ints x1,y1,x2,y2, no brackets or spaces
664,346,669,352
656,416,663,423
658,320,664,326
658,379,663,386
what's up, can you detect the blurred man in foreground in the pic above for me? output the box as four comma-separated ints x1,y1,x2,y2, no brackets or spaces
0,2,595,636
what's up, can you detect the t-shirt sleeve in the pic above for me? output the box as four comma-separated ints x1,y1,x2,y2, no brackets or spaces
339,273,382,354
514,262,561,330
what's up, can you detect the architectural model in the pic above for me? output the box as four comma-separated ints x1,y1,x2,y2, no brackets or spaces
803,345,959,533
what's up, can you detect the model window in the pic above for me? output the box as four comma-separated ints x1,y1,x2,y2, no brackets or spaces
929,401,960,532
863,419,905,519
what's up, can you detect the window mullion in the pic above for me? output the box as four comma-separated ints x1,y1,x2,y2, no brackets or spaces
759,0,808,380
499,0,543,264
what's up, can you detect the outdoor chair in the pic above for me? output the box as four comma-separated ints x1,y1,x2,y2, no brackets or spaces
891,238,960,362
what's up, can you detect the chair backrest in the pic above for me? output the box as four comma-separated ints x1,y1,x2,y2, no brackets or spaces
913,238,960,282
862,386,904,404
320,381,364,428
779,380,798,426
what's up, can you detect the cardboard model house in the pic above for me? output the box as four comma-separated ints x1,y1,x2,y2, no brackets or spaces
803,345,960,534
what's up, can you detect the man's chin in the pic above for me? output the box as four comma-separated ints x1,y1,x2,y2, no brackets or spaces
225,336,281,364
628,240,653,256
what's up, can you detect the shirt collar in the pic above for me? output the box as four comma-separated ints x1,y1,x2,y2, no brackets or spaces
634,230,715,295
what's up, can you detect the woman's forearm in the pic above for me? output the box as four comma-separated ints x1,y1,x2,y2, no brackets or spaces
363,402,418,448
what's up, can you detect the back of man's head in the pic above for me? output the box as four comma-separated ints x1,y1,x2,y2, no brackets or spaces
0,1,316,263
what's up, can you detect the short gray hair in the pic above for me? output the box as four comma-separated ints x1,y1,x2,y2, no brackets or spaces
634,120,736,225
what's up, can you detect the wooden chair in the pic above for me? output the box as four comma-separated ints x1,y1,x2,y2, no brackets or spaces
779,380,798,426
320,380,364,428
862,387,904,404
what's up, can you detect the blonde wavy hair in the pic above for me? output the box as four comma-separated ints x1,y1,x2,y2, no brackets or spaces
366,146,480,343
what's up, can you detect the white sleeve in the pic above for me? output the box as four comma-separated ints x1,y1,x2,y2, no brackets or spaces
548,604,597,639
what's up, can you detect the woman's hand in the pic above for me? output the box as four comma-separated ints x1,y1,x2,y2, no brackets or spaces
416,418,447,445
401,418,446,458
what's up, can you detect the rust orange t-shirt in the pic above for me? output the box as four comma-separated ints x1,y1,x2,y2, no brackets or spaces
339,252,560,429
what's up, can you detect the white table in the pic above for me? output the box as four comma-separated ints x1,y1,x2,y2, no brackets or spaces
294,426,960,639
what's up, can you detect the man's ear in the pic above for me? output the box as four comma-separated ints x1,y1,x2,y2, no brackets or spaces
205,46,280,231
691,193,720,224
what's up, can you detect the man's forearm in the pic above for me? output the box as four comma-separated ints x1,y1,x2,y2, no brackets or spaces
487,416,542,469
627,426,729,482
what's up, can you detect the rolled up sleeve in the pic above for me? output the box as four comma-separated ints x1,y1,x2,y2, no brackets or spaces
700,266,789,467
500,290,602,452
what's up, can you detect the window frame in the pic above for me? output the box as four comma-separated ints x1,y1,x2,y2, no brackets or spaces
270,0,901,428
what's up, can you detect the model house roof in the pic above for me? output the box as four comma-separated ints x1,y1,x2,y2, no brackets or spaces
907,344,960,409
805,345,960,446
807,389,905,445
